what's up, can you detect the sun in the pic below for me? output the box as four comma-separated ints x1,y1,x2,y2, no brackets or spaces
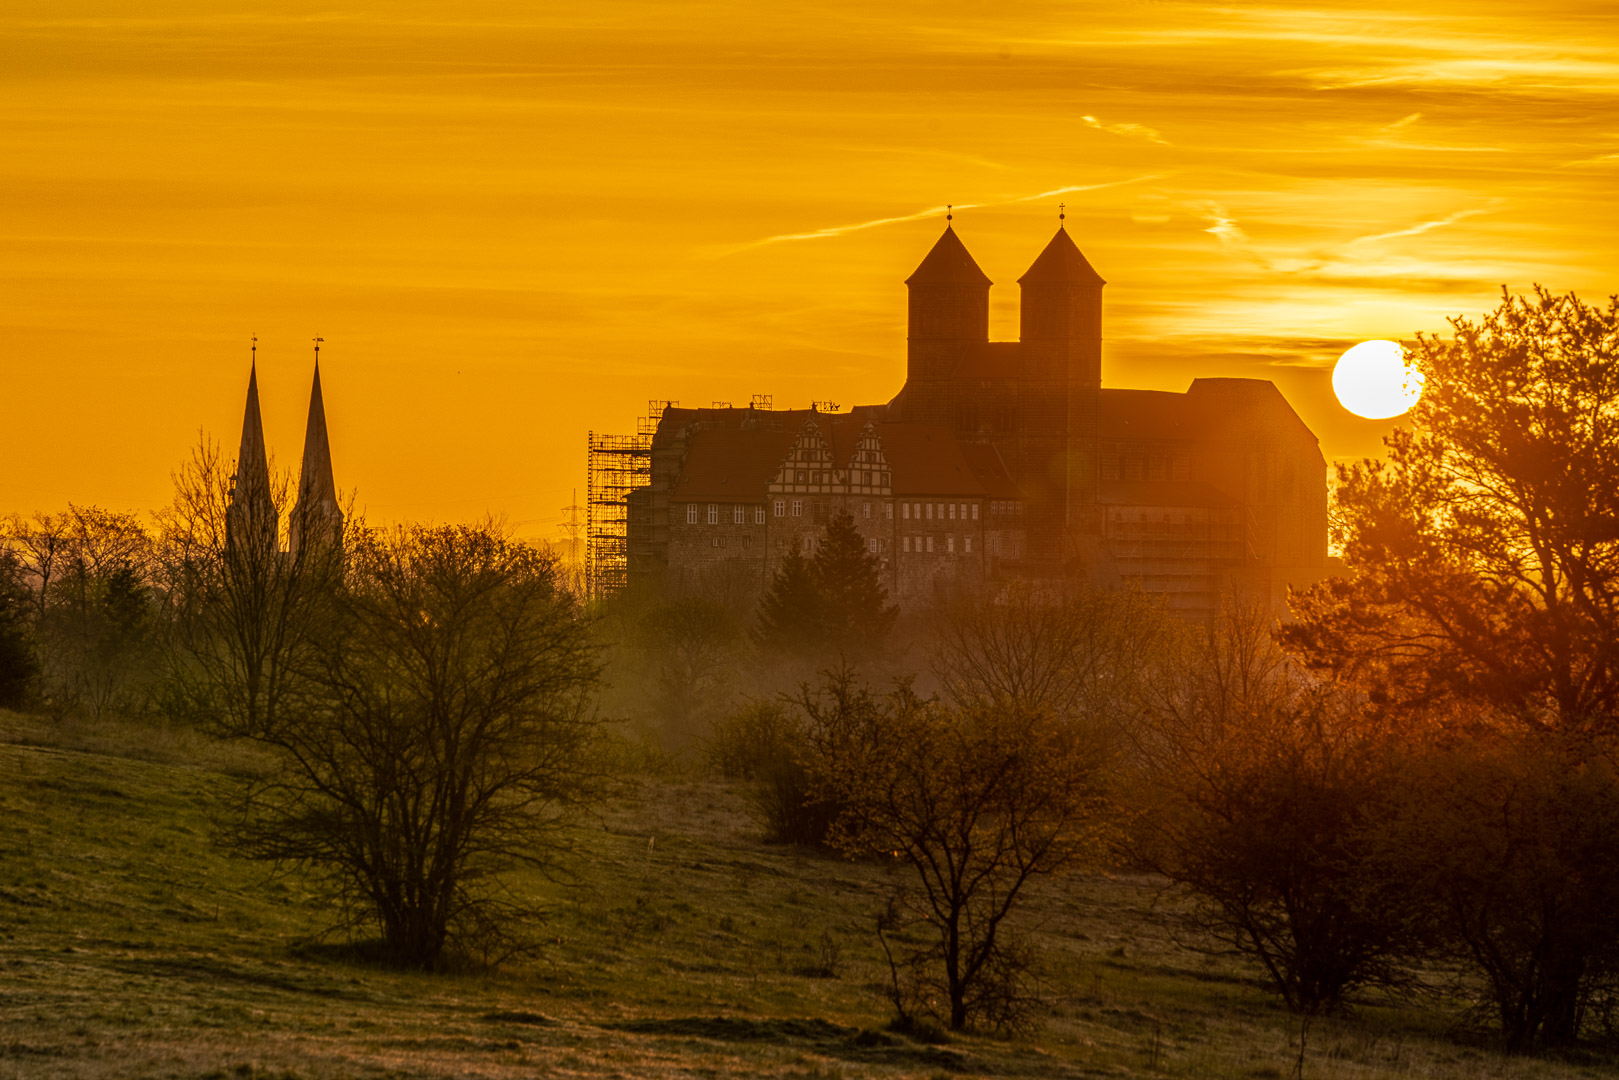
1333,340,1424,419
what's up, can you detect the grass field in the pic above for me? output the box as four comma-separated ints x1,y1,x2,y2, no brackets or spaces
2,709,1614,1079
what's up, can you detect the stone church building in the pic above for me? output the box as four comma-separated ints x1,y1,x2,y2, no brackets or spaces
627,222,1328,618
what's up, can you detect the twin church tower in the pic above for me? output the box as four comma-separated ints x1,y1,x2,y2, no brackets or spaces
226,345,343,557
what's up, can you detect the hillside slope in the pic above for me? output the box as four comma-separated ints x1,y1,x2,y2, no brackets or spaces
0,711,1598,1079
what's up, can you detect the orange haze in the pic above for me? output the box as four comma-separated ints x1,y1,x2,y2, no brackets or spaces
3,1,1615,539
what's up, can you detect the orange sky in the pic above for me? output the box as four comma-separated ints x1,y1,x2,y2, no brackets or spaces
3,1,1615,540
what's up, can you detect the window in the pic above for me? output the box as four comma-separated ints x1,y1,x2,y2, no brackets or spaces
707,504,719,524
863,502,871,519
964,536,973,554
925,536,934,553
774,499,785,517
801,535,814,554
734,505,745,524
755,506,765,524
867,538,878,554
960,504,968,519
948,504,957,521
972,504,979,521
903,536,911,553
791,499,803,517
686,504,697,524
947,535,955,554
885,503,893,520
926,504,934,521
903,503,911,520
797,471,806,483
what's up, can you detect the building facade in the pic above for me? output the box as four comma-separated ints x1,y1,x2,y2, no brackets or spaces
624,223,1328,618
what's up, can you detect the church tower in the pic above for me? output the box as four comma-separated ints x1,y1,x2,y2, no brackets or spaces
226,357,278,556
905,222,991,384
1017,225,1105,538
288,358,343,558
1017,225,1104,380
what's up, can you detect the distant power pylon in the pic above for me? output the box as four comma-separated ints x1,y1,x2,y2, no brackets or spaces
559,489,585,571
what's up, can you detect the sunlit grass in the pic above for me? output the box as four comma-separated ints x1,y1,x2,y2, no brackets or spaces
1,708,1611,1078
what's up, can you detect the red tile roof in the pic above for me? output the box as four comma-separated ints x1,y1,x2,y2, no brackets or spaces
877,423,992,496
1098,388,1204,440
959,442,1024,500
671,427,798,500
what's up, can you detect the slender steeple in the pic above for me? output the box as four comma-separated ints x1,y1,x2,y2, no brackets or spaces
227,348,278,555
906,215,992,383
288,344,343,557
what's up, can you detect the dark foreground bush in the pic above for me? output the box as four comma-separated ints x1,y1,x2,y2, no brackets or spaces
707,698,839,846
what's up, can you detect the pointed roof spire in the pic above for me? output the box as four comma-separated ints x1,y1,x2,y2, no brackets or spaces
1018,227,1106,286
295,355,337,511
905,219,993,287
234,354,272,507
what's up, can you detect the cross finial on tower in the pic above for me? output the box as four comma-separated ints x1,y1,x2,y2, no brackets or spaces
313,335,323,366
946,204,953,223
1059,203,1066,228
251,332,257,364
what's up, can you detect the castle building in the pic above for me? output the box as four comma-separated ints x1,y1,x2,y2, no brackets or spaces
228,353,342,555
625,222,1328,617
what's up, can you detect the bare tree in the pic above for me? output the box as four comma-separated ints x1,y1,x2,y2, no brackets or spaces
155,437,342,734
1130,598,1417,1015
801,668,1105,1032
632,595,742,746
230,523,606,967
5,510,71,621
6,505,156,718
931,582,1178,743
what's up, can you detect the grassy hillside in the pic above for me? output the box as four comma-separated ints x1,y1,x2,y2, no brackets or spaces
0,710,1607,1079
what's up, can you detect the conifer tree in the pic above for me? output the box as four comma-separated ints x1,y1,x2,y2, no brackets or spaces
753,512,897,658
753,549,820,654
813,511,898,655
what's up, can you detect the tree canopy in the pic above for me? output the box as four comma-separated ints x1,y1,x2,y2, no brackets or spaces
1285,286,1619,735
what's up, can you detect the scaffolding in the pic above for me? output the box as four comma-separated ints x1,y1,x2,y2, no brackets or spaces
585,401,669,598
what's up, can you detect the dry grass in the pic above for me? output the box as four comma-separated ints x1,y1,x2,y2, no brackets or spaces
2,708,1616,1079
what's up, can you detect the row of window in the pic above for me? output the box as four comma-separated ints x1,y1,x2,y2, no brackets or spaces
683,501,1019,527
794,536,888,555
902,501,979,522
684,501,903,524
902,535,974,555
688,504,768,525
785,469,892,486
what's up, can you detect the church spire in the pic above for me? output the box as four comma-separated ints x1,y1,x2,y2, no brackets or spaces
227,352,278,554
289,348,343,557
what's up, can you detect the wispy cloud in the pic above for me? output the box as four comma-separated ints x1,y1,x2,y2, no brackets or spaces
1082,114,1170,145
713,174,1168,256
1564,150,1619,167
1197,202,1248,246
1347,208,1492,247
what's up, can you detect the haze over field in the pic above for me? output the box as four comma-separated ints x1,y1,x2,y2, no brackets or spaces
3,0,1614,534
